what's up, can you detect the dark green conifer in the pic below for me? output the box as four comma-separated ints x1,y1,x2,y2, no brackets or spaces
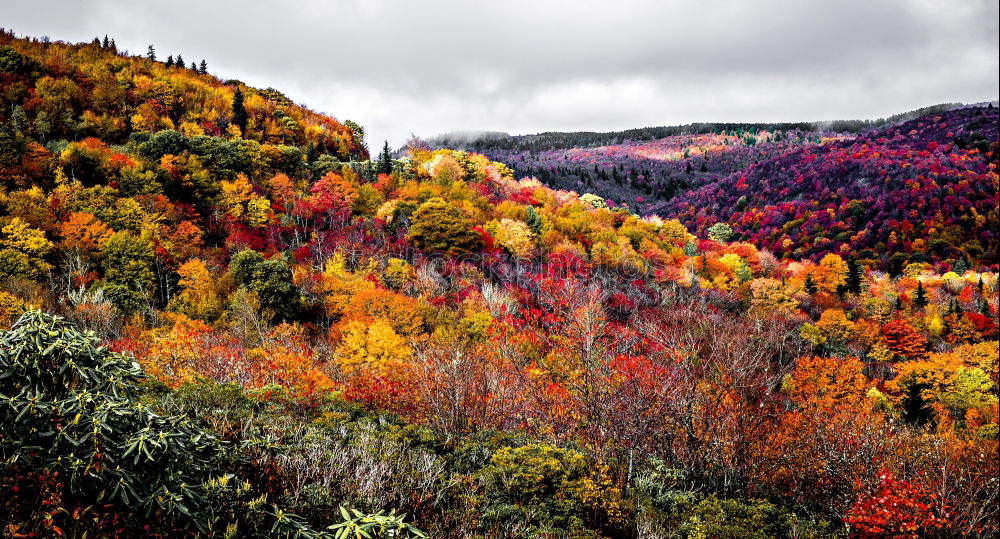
914,280,928,308
804,273,818,295
305,141,317,164
953,256,968,275
377,140,393,175
231,86,248,132
845,257,863,294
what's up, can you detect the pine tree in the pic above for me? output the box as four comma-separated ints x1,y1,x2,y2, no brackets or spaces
102,35,109,48
895,295,904,311
804,273,818,295
199,59,207,74
845,257,863,294
305,141,317,164
190,61,197,70
953,256,968,275
525,206,542,236
231,86,248,132
165,55,174,67
146,45,156,61
377,141,393,175
175,54,184,68
914,280,928,308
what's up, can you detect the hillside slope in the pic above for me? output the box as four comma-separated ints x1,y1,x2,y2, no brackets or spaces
1,30,367,189
1,32,997,538
667,106,999,270
485,129,849,216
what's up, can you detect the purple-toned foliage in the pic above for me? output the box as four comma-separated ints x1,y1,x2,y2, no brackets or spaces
667,107,999,269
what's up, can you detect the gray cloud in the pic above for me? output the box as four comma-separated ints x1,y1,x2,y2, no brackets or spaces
4,0,997,147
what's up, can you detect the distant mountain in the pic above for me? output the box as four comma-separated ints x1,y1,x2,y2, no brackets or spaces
666,106,999,270
427,103,968,153
471,127,846,216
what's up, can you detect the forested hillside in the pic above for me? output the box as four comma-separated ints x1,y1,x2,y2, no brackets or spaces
667,107,999,269
477,128,849,216
1,32,998,538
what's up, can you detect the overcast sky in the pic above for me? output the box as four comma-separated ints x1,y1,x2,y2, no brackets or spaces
4,1,998,148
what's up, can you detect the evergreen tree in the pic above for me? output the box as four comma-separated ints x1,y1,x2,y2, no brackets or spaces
199,59,207,74
953,255,969,275
146,44,156,61
190,61,197,70
525,206,543,236
165,55,174,67
305,141,317,164
804,273,818,295
102,34,109,48
914,280,929,308
845,257,863,294
231,86,248,132
377,140,393,175
175,54,184,68
895,295,904,311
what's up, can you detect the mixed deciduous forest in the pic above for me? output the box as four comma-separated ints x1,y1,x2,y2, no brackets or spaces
1,31,998,538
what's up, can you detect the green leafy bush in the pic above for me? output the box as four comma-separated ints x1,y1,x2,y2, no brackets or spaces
1,310,425,537
476,443,626,538
407,197,484,254
0,310,227,533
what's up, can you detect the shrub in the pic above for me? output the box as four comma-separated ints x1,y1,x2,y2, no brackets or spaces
476,444,625,538
0,310,226,534
407,197,484,254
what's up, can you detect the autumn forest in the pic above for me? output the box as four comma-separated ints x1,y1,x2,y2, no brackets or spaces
0,28,998,538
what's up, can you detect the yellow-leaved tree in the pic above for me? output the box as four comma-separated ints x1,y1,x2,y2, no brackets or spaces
0,217,53,281
219,174,272,227
167,258,223,321
488,218,535,259
335,319,412,374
